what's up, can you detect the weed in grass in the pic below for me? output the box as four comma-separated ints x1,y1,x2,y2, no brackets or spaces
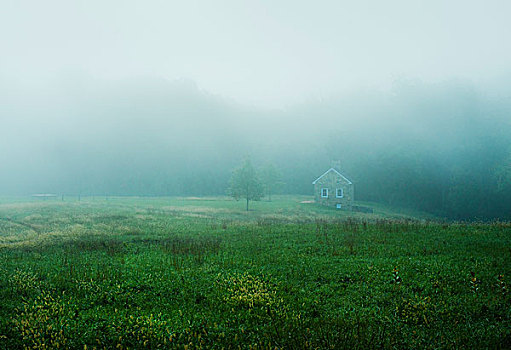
342,217,360,232
13,291,73,349
496,274,507,297
218,272,281,312
8,268,41,297
391,266,402,285
470,271,480,294
108,312,172,349
161,236,221,256
62,236,126,256
344,233,357,255
397,295,433,325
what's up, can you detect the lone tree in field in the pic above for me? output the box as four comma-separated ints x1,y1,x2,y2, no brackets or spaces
228,158,264,211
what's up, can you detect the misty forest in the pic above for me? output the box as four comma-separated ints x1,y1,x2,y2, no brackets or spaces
2,78,511,220
1,1,511,349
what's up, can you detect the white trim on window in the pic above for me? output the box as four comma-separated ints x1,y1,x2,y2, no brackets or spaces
336,188,344,198
321,188,328,198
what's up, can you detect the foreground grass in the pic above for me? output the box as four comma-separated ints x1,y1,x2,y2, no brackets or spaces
0,196,510,349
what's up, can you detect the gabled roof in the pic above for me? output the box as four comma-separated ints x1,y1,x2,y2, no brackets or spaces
312,168,353,185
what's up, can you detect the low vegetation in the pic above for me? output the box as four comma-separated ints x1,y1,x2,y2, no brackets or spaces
0,196,510,349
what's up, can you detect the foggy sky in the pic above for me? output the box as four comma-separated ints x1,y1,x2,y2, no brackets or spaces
2,0,511,221
2,0,511,107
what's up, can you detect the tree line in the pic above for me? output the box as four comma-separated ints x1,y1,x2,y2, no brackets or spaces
1,77,510,220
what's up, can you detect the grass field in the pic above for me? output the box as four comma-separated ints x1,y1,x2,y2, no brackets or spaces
0,196,510,349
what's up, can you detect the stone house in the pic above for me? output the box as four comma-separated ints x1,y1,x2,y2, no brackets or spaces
312,167,354,209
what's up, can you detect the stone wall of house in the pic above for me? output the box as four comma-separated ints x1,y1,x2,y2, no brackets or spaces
313,170,354,210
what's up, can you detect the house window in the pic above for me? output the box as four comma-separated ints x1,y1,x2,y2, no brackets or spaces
336,188,344,198
321,188,328,198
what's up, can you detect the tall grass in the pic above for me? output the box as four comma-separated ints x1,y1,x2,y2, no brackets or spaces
0,197,510,349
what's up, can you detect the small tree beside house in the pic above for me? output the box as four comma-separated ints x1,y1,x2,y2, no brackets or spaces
261,163,282,201
228,158,264,211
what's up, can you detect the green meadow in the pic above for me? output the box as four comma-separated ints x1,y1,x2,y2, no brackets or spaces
0,196,510,349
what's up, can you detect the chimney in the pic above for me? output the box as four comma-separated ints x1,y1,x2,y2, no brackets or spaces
331,160,341,170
